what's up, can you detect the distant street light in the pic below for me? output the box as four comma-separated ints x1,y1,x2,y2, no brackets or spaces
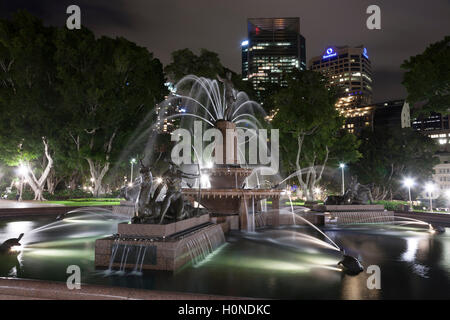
339,163,346,195
16,164,29,202
445,189,450,199
403,177,415,210
17,164,28,177
130,158,137,184
424,182,435,213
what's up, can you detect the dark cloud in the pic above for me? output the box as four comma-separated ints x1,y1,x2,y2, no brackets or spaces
2,0,449,102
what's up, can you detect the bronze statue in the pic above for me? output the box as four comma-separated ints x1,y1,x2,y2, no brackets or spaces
324,176,373,205
0,233,23,255
156,162,200,223
132,160,202,224
217,72,237,120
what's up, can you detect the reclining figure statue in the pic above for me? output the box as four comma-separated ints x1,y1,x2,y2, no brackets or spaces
324,176,373,205
132,160,203,224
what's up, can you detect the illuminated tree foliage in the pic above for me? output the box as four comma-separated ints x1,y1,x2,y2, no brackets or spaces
272,70,361,201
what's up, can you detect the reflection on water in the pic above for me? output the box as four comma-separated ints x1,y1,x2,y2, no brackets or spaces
0,216,449,299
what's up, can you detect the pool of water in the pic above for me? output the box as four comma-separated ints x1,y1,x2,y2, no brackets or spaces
0,215,449,299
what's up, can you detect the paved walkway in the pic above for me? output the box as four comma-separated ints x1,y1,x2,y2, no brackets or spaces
0,277,245,300
0,199,63,209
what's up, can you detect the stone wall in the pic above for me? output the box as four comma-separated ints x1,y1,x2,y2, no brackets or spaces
95,223,225,272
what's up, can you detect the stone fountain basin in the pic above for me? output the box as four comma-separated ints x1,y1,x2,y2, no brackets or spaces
117,214,210,238
201,167,253,189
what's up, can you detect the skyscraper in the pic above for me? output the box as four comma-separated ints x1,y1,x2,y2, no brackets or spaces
309,45,373,111
241,17,306,97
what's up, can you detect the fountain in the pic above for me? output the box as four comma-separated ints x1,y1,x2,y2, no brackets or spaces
94,73,376,274
1,73,448,295
95,73,285,272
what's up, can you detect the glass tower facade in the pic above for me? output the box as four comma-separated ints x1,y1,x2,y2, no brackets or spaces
309,46,373,112
241,17,306,97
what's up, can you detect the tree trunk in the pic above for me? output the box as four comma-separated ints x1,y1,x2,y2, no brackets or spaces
46,167,61,195
86,158,110,197
67,170,79,190
84,130,116,197
23,137,53,201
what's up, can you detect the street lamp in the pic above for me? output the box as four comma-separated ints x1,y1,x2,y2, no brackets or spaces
424,182,435,213
403,177,415,210
130,158,137,184
339,163,346,195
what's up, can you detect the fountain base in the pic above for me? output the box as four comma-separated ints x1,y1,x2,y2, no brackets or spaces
95,214,225,272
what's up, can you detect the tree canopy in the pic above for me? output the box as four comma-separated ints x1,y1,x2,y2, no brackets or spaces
164,48,253,97
272,70,361,200
351,127,438,200
0,11,167,197
402,36,450,116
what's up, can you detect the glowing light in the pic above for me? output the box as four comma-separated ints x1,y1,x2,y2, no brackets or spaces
424,182,435,193
128,183,133,187
9,245,22,253
403,177,415,188
90,178,95,182
339,163,345,169
322,47,337,59
200,174,210,188
363,48,369,59
130,158,136,164
17,164,28,176
445,189,450,198
241,40,249,46
156,177,163,184
204,161,213,169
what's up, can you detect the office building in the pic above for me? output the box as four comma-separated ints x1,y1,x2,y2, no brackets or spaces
309,45,373,111
241,17,306,97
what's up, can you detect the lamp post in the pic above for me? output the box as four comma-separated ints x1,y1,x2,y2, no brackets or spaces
339,163,345,195
403,178,415,211
130,158,137,185
425,182,435,213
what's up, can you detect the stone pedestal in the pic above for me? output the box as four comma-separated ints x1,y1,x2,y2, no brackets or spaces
271,197,280,227
95,214,226,272
215,120,238,165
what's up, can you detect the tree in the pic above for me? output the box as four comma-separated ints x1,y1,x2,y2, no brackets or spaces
402,36,450,115
54,28,167,196
352,127,438,200
272,70,360,201
0,11,59,200
165,48,224,83
164,48,254,97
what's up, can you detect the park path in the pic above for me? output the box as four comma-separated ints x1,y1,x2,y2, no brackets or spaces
0,199,63,209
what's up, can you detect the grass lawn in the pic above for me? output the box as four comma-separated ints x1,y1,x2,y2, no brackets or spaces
45,198,123,206
266,200,306,206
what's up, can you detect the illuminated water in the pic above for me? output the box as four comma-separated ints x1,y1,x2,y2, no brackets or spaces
0,215,449,299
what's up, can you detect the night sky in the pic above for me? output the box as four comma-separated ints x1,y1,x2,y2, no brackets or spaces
2,0,449,102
